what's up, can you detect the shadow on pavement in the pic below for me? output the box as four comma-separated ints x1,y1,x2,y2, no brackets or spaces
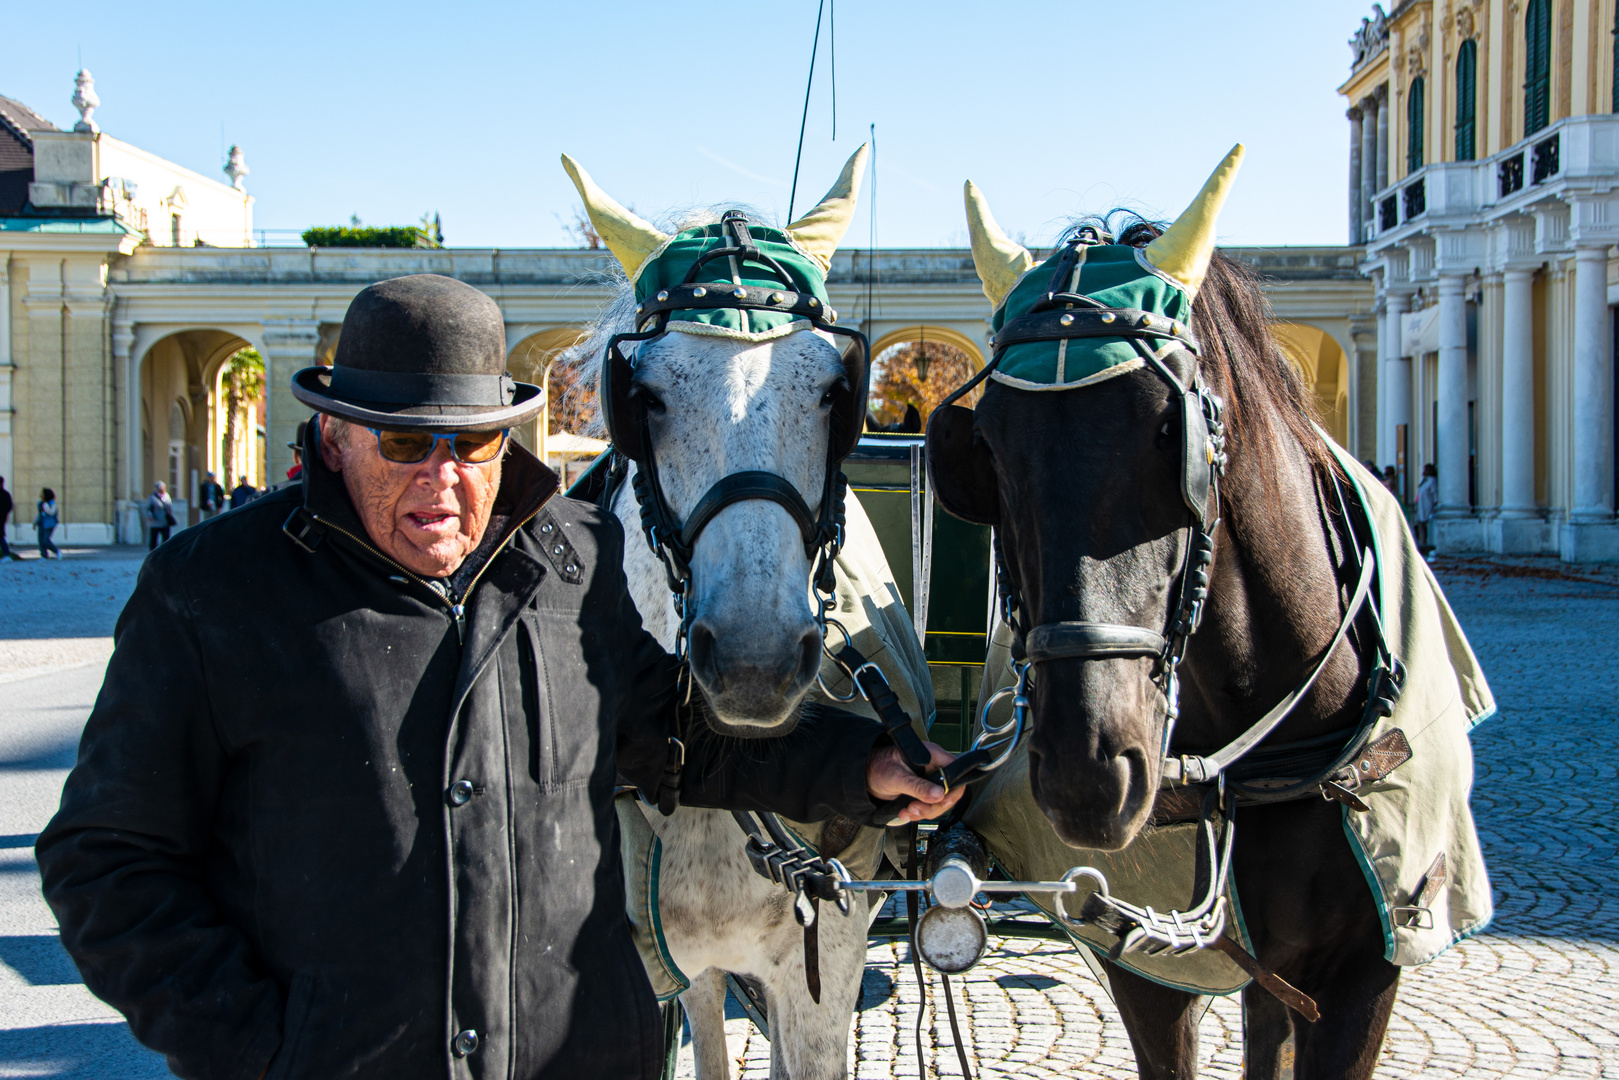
0,1021,169,1078
0,936,79,986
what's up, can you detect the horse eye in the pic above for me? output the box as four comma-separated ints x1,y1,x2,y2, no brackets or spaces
820,387,838,408
632,386,666,414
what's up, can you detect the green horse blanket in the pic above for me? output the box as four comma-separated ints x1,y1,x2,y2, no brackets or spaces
963,438,1495,994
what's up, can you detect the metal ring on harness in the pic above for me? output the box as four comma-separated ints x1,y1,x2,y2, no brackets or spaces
813,617,861,702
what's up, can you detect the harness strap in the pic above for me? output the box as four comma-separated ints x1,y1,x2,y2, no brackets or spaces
831,642,936,772
1161,550,1376,786
994,305,1200,358
1022,623,1167,663
677,470,821,555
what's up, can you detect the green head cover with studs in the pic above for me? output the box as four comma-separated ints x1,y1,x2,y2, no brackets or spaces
634,222,833,340
989,243,1194,391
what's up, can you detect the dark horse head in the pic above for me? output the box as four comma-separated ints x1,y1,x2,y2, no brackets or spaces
929,148,1351,851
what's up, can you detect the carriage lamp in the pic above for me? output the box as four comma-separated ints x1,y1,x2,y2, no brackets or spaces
915,347,930,381
828,854,1080,975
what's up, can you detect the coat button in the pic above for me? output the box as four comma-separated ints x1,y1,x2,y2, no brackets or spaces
453,1028,479,1056
448,780,475,806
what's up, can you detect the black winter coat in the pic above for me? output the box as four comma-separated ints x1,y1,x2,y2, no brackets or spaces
36,443,884,1080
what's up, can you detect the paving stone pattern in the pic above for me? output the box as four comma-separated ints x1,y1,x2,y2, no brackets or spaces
0,550,1614,1077
678,556,1619,1078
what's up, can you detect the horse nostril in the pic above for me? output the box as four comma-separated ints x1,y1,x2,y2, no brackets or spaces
794,626,822,689
687,621,723,692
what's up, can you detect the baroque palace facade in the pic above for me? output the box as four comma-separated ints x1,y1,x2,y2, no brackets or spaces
1343,0,1619,560
0,74,1371,547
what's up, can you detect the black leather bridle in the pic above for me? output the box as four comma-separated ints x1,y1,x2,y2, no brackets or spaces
928,231,1228,753
600,210,872,658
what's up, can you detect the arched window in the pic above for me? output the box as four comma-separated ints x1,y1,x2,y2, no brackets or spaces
1408,76,1426,173
1524,0,1551,135
1456,39,1478,161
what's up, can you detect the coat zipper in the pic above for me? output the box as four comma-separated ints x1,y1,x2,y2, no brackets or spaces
312,508,544,645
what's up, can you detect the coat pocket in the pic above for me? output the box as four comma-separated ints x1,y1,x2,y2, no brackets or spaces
264,971,317,1080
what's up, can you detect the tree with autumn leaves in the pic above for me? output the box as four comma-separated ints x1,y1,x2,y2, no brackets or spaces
867,340,979,429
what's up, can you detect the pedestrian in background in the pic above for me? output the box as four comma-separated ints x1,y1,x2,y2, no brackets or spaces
0,475,17,561
1415,463,1438,556
35,488,60,559
145,482,175,550
1383,465,1400,499
229,475,257,509
198,471,225,521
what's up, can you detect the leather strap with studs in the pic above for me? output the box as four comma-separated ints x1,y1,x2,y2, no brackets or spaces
992,305,1201,359
634,282,837,332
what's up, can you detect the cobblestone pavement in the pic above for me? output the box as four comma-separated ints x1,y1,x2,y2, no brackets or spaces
678,555,1619,1079
0,549,1615,1077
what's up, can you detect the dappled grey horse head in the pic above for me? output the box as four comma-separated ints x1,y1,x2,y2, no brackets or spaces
563,148,870,733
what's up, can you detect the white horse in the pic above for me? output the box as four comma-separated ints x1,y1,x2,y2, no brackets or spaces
559,151,933,1080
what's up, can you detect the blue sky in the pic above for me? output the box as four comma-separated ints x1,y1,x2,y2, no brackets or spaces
8,0,1376,249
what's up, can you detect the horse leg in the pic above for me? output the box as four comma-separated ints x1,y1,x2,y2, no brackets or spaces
1106,961,1201,1079
1240,984,1291,1080
1289,958,1399,1080
761,904,867,1080
684,967,732,1080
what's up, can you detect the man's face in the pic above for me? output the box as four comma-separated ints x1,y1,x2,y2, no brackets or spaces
319,415,503,579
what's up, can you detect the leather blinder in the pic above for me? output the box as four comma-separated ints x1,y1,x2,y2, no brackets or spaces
1181,389,1213,522
600,336,647,463
925,404,999,526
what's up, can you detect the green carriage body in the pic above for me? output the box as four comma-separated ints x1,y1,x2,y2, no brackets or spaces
841,433,992,753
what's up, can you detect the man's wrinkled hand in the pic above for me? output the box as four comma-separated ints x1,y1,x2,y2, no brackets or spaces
866,742,966,823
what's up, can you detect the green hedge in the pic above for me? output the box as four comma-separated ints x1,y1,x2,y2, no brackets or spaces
301,226,438,249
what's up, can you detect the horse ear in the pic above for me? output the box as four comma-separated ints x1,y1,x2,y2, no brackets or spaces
785,143,870,273
926,405,999,526
560,154,670,281
1143,143,1245,300
964,181,1035,309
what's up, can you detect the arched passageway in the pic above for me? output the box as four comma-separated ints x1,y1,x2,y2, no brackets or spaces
1274,322,1351,448
866,325,984,433
135,329,260,533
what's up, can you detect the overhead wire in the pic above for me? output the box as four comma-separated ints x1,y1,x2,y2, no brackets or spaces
786,0,827,223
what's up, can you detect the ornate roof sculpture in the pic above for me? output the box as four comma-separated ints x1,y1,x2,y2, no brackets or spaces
1349,4,1391,71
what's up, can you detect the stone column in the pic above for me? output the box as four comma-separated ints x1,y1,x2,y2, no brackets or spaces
1570,244,1614,523
259,320,321,486
1374,84,1390,194
1435,275,1471,516
1498,267,1536,519
1348,107,1365,243
1360,96,1380,230
1382,290,1412,478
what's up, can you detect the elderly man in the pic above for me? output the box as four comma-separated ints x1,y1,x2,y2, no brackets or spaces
37,275,957,1080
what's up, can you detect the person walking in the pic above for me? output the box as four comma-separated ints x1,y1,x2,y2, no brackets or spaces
0,476,17,560
144,482,175,550
197,471,225,521
1382,464,1401,499
1415,462,1439,556
35,488,60,558
35,275,959,1080
229,474,257,508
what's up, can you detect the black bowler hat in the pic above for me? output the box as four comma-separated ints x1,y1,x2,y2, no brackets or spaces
291,275,543,432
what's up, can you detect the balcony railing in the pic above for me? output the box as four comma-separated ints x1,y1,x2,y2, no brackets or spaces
1360,114,1608,242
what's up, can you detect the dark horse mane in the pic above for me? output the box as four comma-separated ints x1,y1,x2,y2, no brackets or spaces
1063,212,1337,482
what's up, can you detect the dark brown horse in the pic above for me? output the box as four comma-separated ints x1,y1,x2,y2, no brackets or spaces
929,205,1401,1075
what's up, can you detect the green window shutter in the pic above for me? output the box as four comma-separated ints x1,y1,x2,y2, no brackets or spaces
1408,77,1426,172
1525,0,1551,135
1456,40,1477,161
